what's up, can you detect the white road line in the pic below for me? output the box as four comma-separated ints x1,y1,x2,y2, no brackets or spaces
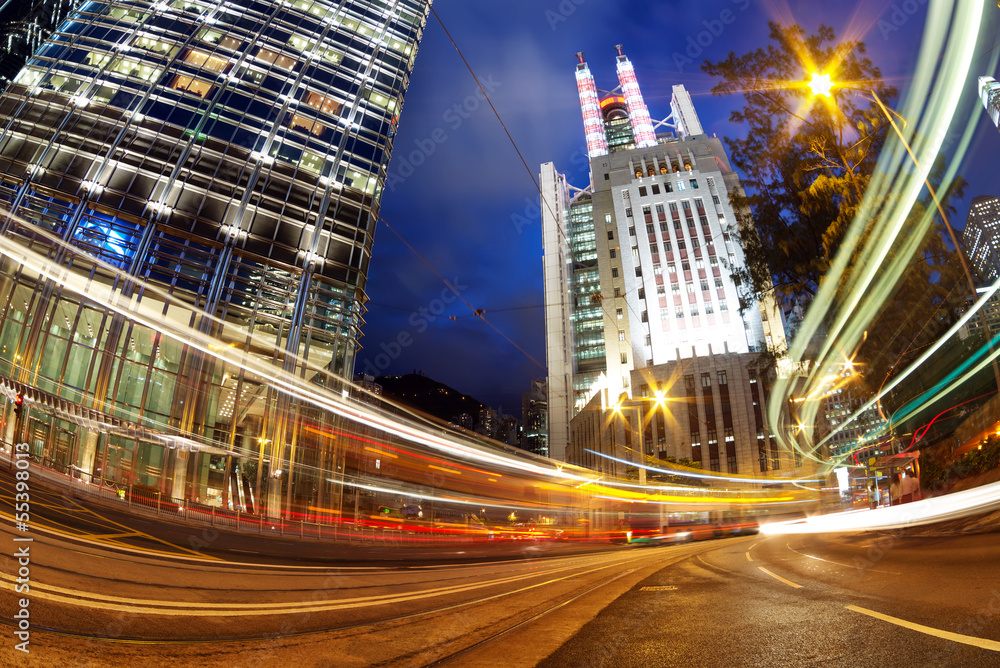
757,567,803,589
847,605,1000,651
746,552,754,562
786,543,899,575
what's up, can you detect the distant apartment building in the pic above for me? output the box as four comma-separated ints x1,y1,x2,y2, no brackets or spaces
476,405,498,439
958,288,1000,341
497,413,522,448
351,373,383,406
451,412,474,431
820,366,888,459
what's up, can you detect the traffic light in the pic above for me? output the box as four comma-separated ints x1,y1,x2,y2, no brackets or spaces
13,393,23,417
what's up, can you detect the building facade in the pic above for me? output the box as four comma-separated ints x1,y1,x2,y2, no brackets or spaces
543,48,803,478
568,354,800,478
819,365,889,460
980,75,1000,131
962,195,1000,283
521,377,547,456
0,0,82,88
0,0,432,516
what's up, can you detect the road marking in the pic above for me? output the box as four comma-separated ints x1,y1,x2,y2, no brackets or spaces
786,543,899,575
746,551,754,562
640,585,677,591
847,605,1000,651
757,567,802,589
0,551,662,617
0,496,223,561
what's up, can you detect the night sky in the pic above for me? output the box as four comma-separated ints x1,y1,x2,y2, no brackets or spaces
363,0,1000,414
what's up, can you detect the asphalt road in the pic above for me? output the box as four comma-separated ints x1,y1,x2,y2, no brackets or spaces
539,531,1000,668
3,466,1000,666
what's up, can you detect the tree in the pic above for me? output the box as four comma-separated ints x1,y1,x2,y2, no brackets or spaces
702,22,968,395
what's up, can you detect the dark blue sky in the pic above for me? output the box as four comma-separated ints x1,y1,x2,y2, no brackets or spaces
362,0,1000,413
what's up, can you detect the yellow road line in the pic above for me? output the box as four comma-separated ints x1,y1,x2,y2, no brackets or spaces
0,506,223,562
847,605,1000,651
746,551,754,562
85,531,146,540
0,552,660,617
52,496,224,560
757,566,803,589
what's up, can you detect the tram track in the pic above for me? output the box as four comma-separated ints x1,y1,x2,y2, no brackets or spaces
0,550,666,643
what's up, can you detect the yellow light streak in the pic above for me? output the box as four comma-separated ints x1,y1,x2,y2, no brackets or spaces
363,446,398,459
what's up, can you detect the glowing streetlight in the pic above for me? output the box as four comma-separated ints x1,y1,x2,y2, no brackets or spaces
804,73,1000,394
807,72,833,97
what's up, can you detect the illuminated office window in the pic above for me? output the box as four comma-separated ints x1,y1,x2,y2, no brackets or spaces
86,51,114,68
170,0,209,14
171,74,214,98
182,49,229,73
13,68,44,86
289,113,328,137
289,35,316,52
339,17,374,36
303,91,342,116
197,28,241,51
107,6,147,22
290,0,327,16
44,74,84,93
92,85,117,103
386,37,412,55
109,58,163,81
255,48,297,71
300,150,325,174
364,89,397,112
315,46,343,64
134,36,180,58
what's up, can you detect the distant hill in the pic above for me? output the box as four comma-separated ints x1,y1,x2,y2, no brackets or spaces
376,373,486,425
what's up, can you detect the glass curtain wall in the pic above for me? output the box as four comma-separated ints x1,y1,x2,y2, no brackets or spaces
0,0,432,519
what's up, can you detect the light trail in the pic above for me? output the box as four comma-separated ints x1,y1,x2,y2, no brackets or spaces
761,478,1000,534
584,449,826,486
770,0,994,468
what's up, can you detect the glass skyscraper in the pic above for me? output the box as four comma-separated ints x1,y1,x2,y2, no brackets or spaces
962,195,1000,283
0,0,432,516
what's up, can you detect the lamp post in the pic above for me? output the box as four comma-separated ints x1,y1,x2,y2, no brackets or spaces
619,392,670,486
806,72,1000,394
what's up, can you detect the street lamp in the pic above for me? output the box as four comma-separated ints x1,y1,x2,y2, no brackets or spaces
807,72,833,98
618,392,672,486
805,73,1000,394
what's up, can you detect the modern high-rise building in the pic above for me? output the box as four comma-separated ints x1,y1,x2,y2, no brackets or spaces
962,195,1000,283
0,0,433,516
521,378,547,457
980,75,1000,131
542,48,801,478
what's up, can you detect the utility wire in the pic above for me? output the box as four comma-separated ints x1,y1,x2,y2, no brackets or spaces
378,215,545,369
428,6,656,382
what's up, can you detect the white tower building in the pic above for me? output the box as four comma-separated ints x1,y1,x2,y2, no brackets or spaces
542,48,799,479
